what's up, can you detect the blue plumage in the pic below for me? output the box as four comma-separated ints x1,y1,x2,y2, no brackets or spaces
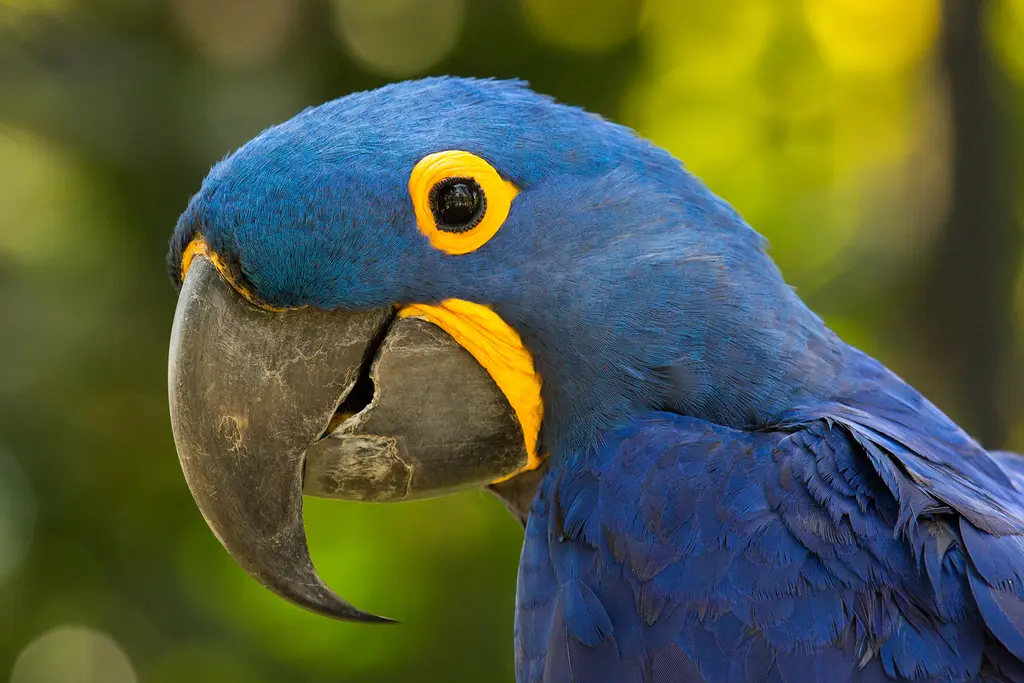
169,77,1024,681
517,351,1024,682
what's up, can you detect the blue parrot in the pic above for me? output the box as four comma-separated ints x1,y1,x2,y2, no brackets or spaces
166,77,1024,682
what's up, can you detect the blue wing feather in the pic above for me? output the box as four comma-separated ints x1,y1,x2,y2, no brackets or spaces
515,353,1024,682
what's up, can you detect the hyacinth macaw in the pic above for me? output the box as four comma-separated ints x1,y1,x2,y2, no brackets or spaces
167,77,1024,682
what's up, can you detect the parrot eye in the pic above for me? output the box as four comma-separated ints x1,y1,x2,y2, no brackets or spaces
430,178,486,233
408,150,519,255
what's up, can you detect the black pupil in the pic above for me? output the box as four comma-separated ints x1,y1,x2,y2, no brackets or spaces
434,179,483,232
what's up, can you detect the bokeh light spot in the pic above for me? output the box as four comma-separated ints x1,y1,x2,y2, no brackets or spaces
522,0,644,54
332,0,465,77
987,0,1024,84
641,0,777,92
11,626,136,683
632,96,759,174
172,0,299,69
0,127,96,266
804,0,941,75
0,449,35,587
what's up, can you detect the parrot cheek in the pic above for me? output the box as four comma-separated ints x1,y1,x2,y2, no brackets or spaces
167,256,528,622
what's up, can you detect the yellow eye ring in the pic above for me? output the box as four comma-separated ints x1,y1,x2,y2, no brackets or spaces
409,150,519,255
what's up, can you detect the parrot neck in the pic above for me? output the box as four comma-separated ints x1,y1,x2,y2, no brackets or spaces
493,240,849,463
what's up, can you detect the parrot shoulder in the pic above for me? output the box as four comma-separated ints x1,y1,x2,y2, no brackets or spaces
516,399,1024,683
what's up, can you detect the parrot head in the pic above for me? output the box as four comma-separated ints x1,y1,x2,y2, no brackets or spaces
167,77,841,621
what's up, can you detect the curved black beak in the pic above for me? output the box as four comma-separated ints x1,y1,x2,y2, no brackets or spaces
168,256,527,621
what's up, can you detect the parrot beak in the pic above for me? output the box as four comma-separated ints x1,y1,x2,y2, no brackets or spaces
168,256,527,622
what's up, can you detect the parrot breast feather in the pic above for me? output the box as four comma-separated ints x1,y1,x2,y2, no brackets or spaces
516,352,1024,682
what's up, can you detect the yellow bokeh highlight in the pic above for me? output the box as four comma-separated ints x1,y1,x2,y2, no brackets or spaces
522,0,645,54
829,79,921,174
987,0,1024,84
626,91,759,174
0,127,97,266
628,0,944,288
804,0,941,75
642,0,777,91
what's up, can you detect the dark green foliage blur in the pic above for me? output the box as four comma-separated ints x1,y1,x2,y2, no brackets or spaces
1,0,1023,680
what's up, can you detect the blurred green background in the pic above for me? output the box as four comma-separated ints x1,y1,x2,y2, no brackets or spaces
2,0,1024,680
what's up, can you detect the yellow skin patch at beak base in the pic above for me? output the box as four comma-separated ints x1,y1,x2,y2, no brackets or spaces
399,300,545,482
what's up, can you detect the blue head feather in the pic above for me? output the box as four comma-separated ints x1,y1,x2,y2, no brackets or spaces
170,77,846,459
